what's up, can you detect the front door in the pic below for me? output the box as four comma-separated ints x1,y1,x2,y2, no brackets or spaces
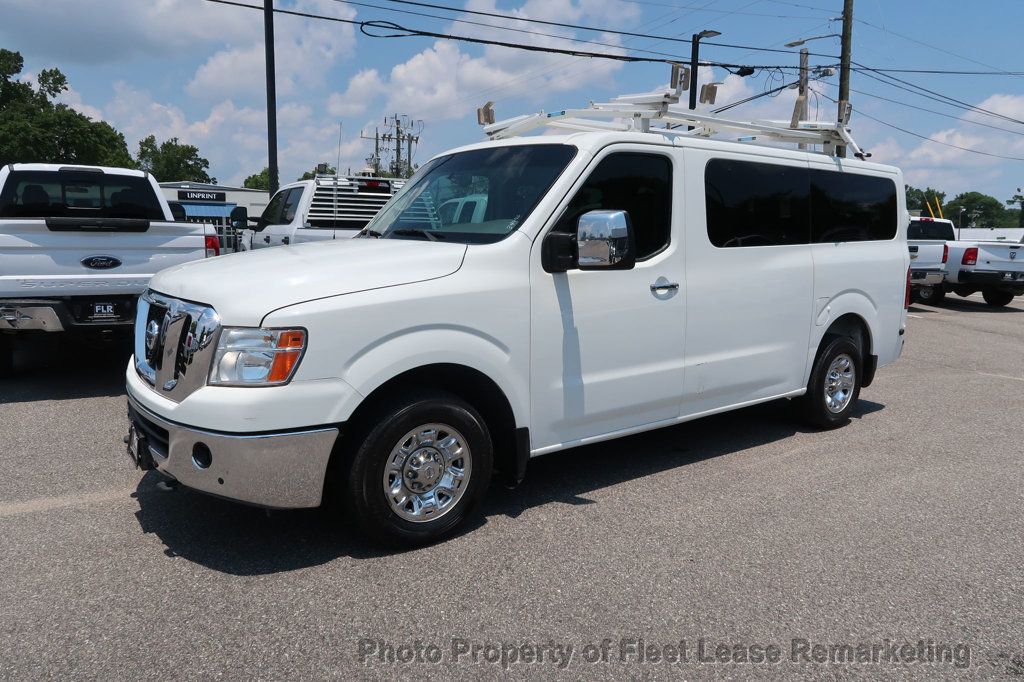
260,187,304,247
530,148,686,452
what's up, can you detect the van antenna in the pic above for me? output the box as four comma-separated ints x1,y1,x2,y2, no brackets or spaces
335,122,342,231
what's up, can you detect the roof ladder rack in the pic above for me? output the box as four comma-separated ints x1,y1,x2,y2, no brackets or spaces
478,72,869,159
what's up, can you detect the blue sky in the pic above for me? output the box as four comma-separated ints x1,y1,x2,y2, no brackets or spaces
2,0,1022,204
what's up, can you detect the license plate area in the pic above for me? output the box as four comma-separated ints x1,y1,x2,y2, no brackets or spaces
126,422,155,471
88,301,120,321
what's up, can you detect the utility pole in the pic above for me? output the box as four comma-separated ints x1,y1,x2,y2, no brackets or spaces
794,48,809,150
263,0,279,194
836,0,854,158
379,115,423,178
394,114,402,178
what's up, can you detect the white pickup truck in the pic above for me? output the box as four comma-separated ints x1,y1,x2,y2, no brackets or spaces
236,175,401,250
907,217,954,303
945,240,1024,306
0,163,219,376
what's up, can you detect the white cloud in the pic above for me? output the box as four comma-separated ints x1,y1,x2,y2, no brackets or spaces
0,0,259,62
186,0,358,101
327,69,387,117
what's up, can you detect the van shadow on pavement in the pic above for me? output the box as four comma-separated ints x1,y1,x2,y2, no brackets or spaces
132,397,885,576
0,334,131,403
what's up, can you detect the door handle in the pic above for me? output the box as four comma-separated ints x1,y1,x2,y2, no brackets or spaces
650,282,679,292
281,236,290,245
263,235,271,243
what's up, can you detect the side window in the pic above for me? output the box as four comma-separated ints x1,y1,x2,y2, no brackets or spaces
705,159,809,248
281,187,303,223
811,170,898,242
553,152,672,260
257,190,287,229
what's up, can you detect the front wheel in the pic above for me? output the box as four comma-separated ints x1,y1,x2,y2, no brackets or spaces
338,391,493,546
982,287,1015,307
797,336,862,429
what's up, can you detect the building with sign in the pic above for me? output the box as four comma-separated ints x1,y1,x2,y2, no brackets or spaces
159,182,270,251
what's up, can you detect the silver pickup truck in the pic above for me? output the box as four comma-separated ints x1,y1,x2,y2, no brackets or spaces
0,163,219,376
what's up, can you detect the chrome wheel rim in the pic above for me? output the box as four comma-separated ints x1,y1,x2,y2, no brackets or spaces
824,353,856,414
383,423,472,523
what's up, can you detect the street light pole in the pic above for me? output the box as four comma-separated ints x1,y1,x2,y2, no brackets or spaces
264,0,279,195
688,29,721,130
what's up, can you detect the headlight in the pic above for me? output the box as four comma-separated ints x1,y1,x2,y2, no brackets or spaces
209,327,306,386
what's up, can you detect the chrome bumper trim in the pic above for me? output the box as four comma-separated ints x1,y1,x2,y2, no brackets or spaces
127,392,339,509
0,305,65,331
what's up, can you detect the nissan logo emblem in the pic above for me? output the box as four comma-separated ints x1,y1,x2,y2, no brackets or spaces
81,255,122,270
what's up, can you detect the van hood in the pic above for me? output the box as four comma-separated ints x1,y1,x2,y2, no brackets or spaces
149,238,467,326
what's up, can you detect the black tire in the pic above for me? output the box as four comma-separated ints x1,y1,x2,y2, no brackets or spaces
338,390,493,546
0,335,12,379
954,285,975,298
796,335,862,429
982,287,1014,307
915,285,944,304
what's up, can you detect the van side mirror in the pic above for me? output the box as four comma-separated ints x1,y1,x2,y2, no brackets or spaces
576,210,635,270
229,206,248,231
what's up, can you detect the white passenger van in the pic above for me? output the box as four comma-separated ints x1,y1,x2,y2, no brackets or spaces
125,86,908,545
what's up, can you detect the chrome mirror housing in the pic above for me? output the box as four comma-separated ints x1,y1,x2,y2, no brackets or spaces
576,210,635,270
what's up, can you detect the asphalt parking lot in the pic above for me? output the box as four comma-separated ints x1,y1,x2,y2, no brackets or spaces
1,293,1022,679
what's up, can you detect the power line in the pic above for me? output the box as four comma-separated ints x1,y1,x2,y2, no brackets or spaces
204,0,816,70
854,64,1024,127
372,0,843,58
847,86,1024,137
818,91,1024,162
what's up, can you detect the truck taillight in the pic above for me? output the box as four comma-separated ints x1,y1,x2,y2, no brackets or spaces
942,243,949,264
962,247,978,266
205,235,220,258
905,266,911,309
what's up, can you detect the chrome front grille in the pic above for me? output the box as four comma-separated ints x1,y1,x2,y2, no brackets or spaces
134,290,221,402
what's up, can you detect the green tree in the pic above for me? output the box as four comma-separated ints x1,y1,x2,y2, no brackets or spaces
945,191,1010,228
298,163,336,181
0,48,134,167
904,185,946,215
1007,192,1024,228
244,167,270,190
135,135,214,183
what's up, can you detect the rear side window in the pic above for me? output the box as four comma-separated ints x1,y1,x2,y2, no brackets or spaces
908,220,955,241
0,170,164,219
811,170,898,242
554,152,673,260
705,159,809,247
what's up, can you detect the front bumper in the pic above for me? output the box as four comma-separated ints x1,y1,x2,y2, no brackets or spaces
126,392,339,509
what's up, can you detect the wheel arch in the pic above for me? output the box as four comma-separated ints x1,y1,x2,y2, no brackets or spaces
327,363,527,494
817,312,877,387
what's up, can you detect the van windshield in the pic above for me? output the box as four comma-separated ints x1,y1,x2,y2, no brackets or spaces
365,144,577,244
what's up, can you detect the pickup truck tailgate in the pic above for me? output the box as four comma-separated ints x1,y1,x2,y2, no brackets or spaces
0,219,209,298
975,242,1024,273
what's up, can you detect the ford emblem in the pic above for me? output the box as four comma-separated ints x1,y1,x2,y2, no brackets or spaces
81,255,122,270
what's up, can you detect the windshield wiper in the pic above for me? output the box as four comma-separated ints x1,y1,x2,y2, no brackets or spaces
389,228,443,241
359,228,382,238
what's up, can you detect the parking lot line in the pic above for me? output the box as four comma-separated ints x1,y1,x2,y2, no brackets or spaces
0,488,133,518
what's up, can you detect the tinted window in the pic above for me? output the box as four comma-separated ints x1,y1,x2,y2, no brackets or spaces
908,219,955,241
705,159,809,247
0,170,164,219
257,190,288,229
281,187,303,223
553,152,672,260
811,170,898,242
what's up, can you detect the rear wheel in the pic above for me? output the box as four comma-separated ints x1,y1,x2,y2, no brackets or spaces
337,390,493,546
915,285,944,304
982,287,1015,307
0,335,12,379
797,336,862,429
